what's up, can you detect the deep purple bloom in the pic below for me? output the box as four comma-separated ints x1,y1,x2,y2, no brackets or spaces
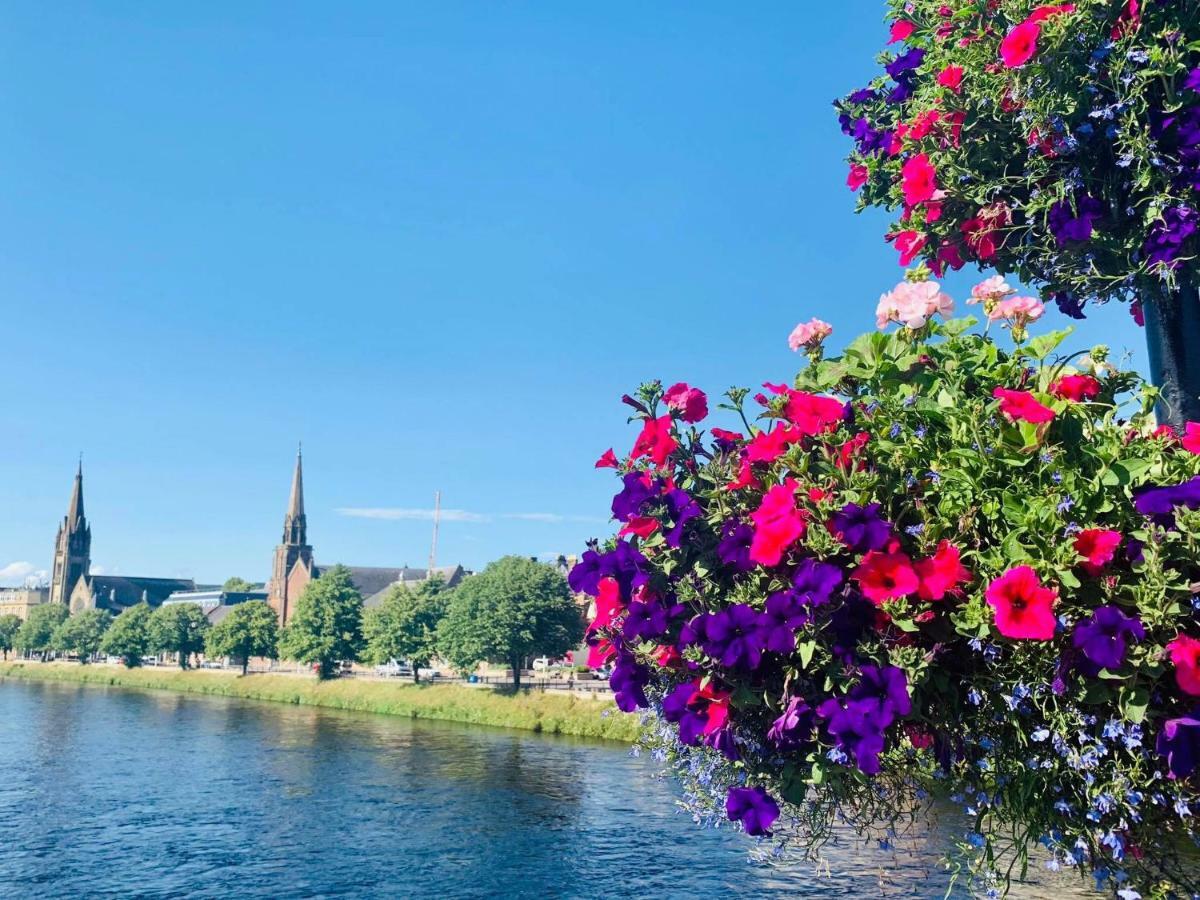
611,472,660,522
716,521,756,573
817,697,892,774
569,541,650,599
1052,291,1087,320
1134,475,1200,526
792,558,845,606
759,592,808,654
887,77,915,104
678,614,708,648
725,786,780,836
885,48,925,80
830,502,891,553
768,696,815,751
622,598,669,642
1142,206,1199,268
851,664,913,719
609,650,650,712
662,489,701,549
1072,605,1145,671
1048,194,1105,246
662,681,704,740
829,595,876,661
1157,713,1200,780
1186,68,1200,93
847,87,878,104
703,604,768,670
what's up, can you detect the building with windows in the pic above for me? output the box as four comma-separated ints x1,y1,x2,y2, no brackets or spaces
0,586,50,621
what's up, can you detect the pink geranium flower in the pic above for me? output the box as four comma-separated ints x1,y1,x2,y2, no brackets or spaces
749,480,807,567
1000,20,1041,67
993,387,1056,424
901,153,938,206
969,275,1015,305
988,295,1045,327
1073,529,1122,576
788,318,833,352
986,566,1057,640
663,382,708,423
876,280,954,330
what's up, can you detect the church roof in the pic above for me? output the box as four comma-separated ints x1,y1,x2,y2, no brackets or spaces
87,575,197,611
316,564,466,608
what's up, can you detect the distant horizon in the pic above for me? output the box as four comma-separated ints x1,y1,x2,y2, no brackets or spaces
1,1,1148,585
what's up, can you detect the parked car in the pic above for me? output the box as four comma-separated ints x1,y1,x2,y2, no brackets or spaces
375,660,412,677
417,667,440,679
532,657,551,671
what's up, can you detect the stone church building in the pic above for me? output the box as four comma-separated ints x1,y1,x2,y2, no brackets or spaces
266,450,466,626
49,463,195,615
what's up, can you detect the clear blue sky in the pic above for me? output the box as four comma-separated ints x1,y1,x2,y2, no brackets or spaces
0,1,1144,586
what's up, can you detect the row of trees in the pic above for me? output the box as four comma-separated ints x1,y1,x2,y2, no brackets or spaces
2,556,585,684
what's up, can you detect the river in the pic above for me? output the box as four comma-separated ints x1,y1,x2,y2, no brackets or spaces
0,681,1100,898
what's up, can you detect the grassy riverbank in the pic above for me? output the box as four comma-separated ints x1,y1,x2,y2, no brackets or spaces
0,662,641,742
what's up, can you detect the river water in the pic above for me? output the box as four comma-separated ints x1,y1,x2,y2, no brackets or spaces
0,681,1100,898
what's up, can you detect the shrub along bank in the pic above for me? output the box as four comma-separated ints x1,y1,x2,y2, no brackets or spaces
0,663,639,743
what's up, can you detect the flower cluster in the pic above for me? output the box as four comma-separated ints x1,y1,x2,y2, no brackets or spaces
575,278,1200,896
836,1,1200,317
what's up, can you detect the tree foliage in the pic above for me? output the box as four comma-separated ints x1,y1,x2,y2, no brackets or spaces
221,577,257,593
100,603,152,667
278,564,364,679
205,601,280,675
438,556,583,686
15,604,69,655
0,614,21,660
50,609,112,662
148,603,210,669
362,577,450,682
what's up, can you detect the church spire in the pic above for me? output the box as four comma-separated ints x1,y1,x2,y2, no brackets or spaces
288,445,305,519
50,457,91,606
67,456,85,526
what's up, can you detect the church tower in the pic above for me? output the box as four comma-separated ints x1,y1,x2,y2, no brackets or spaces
50,461,91,606
268,448,314,625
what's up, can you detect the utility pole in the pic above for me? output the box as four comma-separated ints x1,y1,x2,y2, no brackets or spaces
428,490,441,575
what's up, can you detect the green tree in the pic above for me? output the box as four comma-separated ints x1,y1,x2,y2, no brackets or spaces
221,577,257,593
437,556,583,687
14,604,69,659
100,603,152,668
148,603,210,669
278,564,364,679
362,576,450,683
205,601,280,675
50,609,112,663
0,614,21,660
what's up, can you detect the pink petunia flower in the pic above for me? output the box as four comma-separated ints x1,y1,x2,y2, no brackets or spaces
888,20,915,44
1050,374,1102,402
901,153,938,206
663,383,708,423
1167,635,1200,696
890,230,928,266
630,415,679,467
748,480,807,567
1000,20,1041,68
993,387,1056,424
1073,529,1122,576
847,162,869,191
986,567,1057,640
854,550,920,604
936,64,964,92
1183,422,1200,454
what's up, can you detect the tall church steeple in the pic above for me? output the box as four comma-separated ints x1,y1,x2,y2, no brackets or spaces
50,459,91,606
268,446,314,626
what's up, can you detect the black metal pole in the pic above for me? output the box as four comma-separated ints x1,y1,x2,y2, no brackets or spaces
1142,280,1200,428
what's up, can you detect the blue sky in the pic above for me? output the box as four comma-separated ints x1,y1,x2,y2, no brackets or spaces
0,1,1145,586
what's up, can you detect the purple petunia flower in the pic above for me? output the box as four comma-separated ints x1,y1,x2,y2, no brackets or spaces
1133,475,1200,526
610,471,661,522
1072,606,1145,672
791,558,845,607
1142,206,1199,268
725,786,780,836
703,604,767,670
609,649,651,712
1186,68,1200,94
851,664,913,719
847,87,878,104
829,502,891,553
662,488,701,549
768,696,816,751
759,591,808,654
1048,194,1106,247
817,697,892,775
622,598,669,642
885,48,925,80
1052,291,1087,320
829,595,876,661
1157,713,1200,780
569,541,650,599
717,520,756,573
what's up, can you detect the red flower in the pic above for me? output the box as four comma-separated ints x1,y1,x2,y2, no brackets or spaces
1168,635,1200,696
936,64,964,93
907,111,942,142
847,163,869,191
725,458,761,492
653,644,682,669
619,516,660,539
1050,374,1101,402
589,577,624,630
888,20,915,44
1027,3,1075,22
933,241,965,274
915,541,971,600
890,230,927,266
985,566,1057,640
961,217,1000,260
1073,528,1122,576
836,431,870,472
663,382,708,423
594,448,619,469
901,153,938,206
853,550,920,604
745,422,805,464
999,20,1041,68
1183,422,1200,455
993,387,1056,424
785,391,847,436
749,480,807,567
630,415,679,467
